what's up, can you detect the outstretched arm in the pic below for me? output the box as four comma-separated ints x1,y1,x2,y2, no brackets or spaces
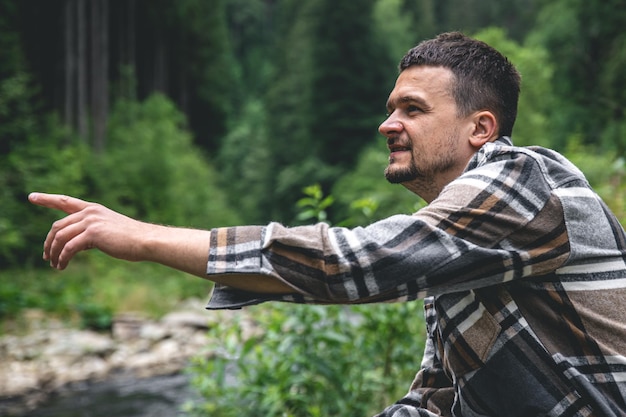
28,192,294,294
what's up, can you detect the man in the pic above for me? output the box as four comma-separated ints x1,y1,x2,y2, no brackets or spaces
30,32,626,416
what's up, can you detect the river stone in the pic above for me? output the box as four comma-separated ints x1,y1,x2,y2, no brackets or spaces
0,301,257,414
161,311,210,329
42,330,115,358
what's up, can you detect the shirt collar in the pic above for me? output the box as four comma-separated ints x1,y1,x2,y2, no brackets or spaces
464,136,513,173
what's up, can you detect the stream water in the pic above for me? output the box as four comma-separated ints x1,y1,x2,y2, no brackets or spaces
15,372,197,417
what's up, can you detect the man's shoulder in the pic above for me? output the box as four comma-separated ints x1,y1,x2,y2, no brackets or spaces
468,137,589,189
478,137,567,166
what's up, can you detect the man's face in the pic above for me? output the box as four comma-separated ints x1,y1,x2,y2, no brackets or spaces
379,66,475,201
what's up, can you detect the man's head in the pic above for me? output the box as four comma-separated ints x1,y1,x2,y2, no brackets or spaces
379,32,521,202
399,32,521,137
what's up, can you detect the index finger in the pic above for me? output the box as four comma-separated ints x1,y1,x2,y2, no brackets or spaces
28,192,91,215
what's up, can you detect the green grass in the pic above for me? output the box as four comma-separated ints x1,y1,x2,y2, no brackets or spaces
0,251,213,333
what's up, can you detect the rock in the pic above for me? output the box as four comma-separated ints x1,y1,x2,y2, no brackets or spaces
0,361,42,397
139,322,168,342
42,330,115,358
112,313,146,341
161,311,210,330
0,302,232,412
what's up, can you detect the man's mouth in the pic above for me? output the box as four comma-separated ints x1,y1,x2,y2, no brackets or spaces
389,145,411,158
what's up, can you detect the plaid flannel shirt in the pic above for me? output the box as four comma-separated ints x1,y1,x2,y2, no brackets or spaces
206,137,626,416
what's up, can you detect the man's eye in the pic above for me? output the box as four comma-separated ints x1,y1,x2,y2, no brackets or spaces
407,105,421,113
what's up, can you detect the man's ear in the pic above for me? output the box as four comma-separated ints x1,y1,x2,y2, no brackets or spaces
469,111,498,148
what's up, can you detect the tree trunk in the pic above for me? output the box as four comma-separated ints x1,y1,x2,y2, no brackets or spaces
154,26,168,93
63,0,75,130
128,0,136,90
91,0,109,153
76,0,88,140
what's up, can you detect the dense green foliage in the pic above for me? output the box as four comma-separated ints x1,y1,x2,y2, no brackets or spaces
0,89,241,268
529,0,626,152
88,93,241,229
185,302,425,417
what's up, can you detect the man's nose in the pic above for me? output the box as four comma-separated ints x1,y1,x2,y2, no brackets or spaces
378,114,403,137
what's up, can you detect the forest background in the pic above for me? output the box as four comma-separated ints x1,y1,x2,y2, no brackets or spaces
0,0,625,415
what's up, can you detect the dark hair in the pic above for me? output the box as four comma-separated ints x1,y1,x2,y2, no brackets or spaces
399,32,521,137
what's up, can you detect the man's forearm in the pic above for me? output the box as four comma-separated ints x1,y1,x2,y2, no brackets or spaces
143,225,294,294
141,225,211,278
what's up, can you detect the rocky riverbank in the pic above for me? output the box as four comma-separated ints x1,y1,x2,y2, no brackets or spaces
0,299,254,416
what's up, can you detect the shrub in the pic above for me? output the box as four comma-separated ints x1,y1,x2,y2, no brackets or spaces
88,93,241,229
185,302,425,417
185,185,426,416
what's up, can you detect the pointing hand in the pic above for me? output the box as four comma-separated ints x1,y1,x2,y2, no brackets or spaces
28,193,151,269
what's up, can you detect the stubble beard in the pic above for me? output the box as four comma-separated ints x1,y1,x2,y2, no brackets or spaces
384,160,420,184
385,128,461,187
384,155,451,200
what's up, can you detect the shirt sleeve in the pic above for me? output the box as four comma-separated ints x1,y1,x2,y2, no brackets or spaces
207,147,572,309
